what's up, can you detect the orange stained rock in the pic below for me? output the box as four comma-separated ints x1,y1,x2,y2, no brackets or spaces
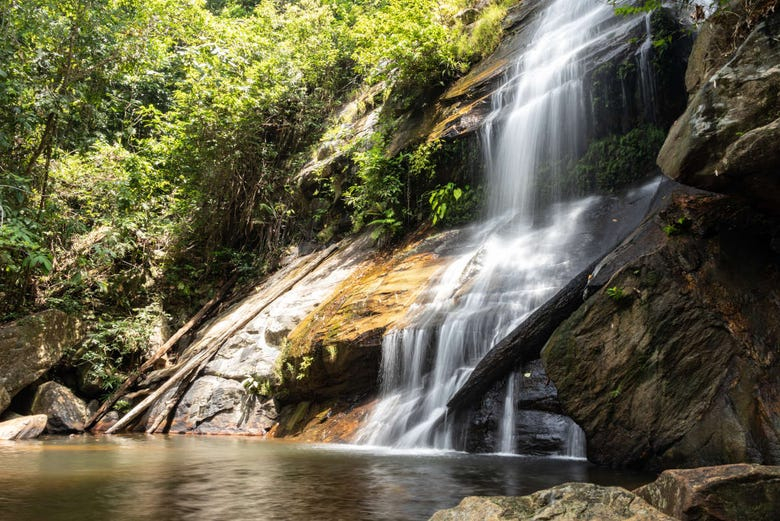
287,235,453,359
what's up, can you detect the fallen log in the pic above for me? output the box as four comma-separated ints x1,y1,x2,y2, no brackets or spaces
85,273,239,430
105,243,340,434
446,255,603,413
106,344,220,434
144,340,222,434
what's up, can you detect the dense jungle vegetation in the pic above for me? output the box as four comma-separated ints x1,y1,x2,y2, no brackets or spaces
0,0,513,393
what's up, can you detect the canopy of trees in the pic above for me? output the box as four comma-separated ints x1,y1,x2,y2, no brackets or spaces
0,0,509,393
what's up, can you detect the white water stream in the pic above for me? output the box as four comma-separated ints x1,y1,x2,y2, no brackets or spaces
357,0,657,455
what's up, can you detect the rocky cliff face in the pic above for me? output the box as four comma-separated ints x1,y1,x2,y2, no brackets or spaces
658,2,780,212
136,229,469,437
392,0,689,150
533,0,780,471
130,0,693,446
543,193,780,469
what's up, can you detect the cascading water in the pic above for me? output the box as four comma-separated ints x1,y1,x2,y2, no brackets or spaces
357,0,656,455
498,372,517,454
638,13,659,122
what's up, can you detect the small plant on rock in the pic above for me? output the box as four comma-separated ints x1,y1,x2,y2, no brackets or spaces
606,286,627,302
663,216,691,236
242,374,273,397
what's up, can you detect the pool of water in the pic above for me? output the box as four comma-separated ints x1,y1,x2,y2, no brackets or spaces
0,436,653,521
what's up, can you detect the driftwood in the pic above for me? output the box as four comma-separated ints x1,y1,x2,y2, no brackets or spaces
446,255,603,413
85,273,239,430
105,243,340,434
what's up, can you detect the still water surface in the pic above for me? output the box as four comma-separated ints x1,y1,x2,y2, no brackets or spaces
0,436,652,521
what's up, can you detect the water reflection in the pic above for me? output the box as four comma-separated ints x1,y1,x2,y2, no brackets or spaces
0,436,653,521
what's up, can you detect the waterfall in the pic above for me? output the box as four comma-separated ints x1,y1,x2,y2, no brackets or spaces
498,372,517,454
638,13,658,122
564,422,587,458
357,0,652,453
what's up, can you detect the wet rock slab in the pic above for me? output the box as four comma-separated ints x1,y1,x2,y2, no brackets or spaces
145,237,378,434
463,359,578,455
428,483,675,521
165,375,276,435
281,229,467,405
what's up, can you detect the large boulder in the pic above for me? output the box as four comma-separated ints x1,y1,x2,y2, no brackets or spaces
0,414,48,440
542,194,780,469
158,375,277,435
635,464,780,521
428,483,675,521
658,6,780,212
0,310,83,415
30,381,88,433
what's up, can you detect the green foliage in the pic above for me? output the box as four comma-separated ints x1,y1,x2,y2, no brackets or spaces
456,2,511,62
242,374,274,397
352,0,464,90
0,0,505,398
70,303,167,394
279,354,315,383
2,0,507,318
570,125,667,194
612,0,664,16
297,355,314,381
606,286,627,302
344,139,405,238
428,182,480,226
351,0,511,105
408,139,444,180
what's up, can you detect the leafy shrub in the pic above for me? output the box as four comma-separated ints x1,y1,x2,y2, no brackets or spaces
344,140,405,238
242,374,275,397
606,286,627,302
456,2,510,62
70,303,168,395
428,182,481,226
